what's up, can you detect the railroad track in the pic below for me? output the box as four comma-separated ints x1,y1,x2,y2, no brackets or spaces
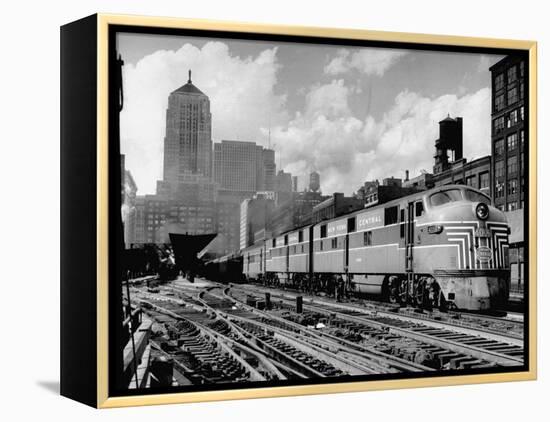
134,286,386,381
196,287,420,375
238,282,524,342
228,285,524,369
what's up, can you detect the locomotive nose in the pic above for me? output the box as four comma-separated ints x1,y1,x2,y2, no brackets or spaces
475,202,489,220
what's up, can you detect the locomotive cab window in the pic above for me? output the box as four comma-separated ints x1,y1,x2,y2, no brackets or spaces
384,205,399,225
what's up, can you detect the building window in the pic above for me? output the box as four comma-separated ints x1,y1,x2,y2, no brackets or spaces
466,175,477,189
507,156,518,175
493,116,505,133
363,231,372,246
507,202,518,211
495,160,505,178
479,172,490,190
495,138,504,156
494,73,504,91
495,183,505,198
520,61,525,78
520,130,525,147
520,106,525,122
495,94,505,111
508,109,518,128
331,238,338,249
520,83,524,100
508,65,517,83
521,176,525,193
507,179,518,195
507,87,518,105
507,133,518,151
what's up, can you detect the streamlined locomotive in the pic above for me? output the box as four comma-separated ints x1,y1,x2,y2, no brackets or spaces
242,185,510,311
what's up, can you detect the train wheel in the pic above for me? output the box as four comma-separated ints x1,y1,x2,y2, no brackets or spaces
414,279,425,308
388,276,399,304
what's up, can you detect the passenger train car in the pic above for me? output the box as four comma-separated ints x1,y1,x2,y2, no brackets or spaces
240,185,510,311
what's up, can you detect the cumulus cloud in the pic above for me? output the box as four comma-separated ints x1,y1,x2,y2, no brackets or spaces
325,48,407,76
271,80,491,195
121,42,287,194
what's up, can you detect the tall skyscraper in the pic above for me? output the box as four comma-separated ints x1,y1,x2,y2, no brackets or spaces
163,70,212,186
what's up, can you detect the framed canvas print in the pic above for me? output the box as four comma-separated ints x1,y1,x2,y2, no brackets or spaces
60,14,537,408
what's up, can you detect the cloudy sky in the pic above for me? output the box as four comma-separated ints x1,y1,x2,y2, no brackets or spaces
118,32,503,196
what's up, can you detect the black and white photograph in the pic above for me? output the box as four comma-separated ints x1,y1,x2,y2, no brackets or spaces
112,27,529,396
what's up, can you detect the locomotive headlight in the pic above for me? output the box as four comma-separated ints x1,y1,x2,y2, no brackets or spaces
476,203,489,220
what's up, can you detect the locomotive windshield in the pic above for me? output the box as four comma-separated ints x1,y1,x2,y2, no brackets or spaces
463,188,490,204
429,187,491,207
429,189,462,207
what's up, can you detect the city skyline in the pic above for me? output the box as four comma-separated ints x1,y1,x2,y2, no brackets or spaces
119,33,503,196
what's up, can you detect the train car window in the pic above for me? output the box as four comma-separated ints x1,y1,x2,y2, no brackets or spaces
320,240,324,251
415,201,424,217
363,231,372,246
429,189,462,207
284,235,288,245
272,238,276,248
292,245,296,254
400,208,405,238
384,206,399,225
320,224,327,238
331,238,338,249
347,217,356,233
464,189,490,204
301,244,304,253
298,230,303,243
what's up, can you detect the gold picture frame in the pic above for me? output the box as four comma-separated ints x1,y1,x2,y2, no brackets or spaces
60,13,537,408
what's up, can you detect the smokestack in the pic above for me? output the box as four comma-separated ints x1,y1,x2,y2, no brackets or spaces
405,170,409,182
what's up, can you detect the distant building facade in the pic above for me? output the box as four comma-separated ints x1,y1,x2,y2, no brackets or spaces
268,191,326,235
213,140,276,192
357,179,420,209
490,56,526,212
276,170,292,193
240,194,275,249
490,55,527,290
312,192,363,223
